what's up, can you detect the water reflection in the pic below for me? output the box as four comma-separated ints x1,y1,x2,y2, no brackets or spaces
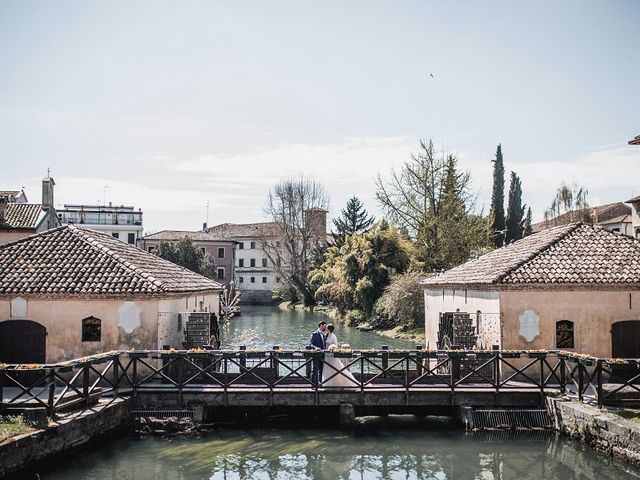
43,417,640,480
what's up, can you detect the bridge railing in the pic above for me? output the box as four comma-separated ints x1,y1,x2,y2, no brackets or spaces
2,349,640,414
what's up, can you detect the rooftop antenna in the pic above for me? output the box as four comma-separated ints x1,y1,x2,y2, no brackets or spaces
103,185,110,207
206,200,210,225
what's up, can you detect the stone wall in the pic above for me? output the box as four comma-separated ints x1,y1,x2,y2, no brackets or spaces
547,397,640,467
240,289,275,305
0,398,131,478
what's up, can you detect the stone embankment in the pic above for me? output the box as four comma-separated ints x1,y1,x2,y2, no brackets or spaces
0,398,131,478
547,397,640,467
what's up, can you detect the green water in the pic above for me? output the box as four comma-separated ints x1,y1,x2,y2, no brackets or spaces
220,305,418,350
34,308,640,479
42,417,639,479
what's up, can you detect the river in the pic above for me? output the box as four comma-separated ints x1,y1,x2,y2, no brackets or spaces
38,307,640,479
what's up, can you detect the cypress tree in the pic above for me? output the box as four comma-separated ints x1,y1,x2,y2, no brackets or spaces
523,206,533,237
490,144,505,247
332,196,375,245
505,171,525,244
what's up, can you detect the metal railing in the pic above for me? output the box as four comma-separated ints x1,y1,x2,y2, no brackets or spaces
1,349,639,414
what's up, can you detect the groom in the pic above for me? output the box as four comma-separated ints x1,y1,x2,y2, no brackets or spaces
308,321,327,386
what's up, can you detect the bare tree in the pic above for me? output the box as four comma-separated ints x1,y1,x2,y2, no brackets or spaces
262,177,329,306
543,183,592,226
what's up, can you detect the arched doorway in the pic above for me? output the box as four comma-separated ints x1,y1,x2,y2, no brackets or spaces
612,321,640,358
0,320,46,364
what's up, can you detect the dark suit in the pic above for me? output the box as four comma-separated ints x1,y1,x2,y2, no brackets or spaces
308,329,326,385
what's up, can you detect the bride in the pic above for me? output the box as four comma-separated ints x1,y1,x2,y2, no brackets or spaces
323,324,358,388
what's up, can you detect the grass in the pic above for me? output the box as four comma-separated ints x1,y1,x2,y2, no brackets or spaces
0,416,36,443
612,409,640,424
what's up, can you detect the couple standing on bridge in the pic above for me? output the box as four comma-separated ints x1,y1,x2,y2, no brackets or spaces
308,321,358,388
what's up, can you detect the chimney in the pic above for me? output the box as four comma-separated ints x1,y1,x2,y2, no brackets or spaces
304,208,327,247
202,222,208,232
0,196,7,226
42,175,55,210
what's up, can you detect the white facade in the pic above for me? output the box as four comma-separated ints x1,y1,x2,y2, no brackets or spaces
58,203,144,245
234,238,279,301
424,288,502,350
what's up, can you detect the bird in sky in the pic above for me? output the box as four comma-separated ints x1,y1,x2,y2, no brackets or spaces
429,73,434,78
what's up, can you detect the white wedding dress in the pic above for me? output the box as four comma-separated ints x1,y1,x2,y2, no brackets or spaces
323,332,358,387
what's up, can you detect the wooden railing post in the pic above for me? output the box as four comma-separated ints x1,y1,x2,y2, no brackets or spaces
113,355,119,397
272,346,280,379
48,368,55,416
0,368,4,409
239,345,247,371
177,355,184,407
416,345,423,377
83,364,90,407
305,346,312,379
132,357,138,400
597,360,603,408
578,363,584,402
560,357,566,394
381,345,389,379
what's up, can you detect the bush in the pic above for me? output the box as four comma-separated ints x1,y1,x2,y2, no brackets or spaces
272,284,299,303
344,309,365,326
370,272,425,329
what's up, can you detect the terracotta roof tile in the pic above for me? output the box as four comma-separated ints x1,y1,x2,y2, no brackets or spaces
422,223,640,289
1,204,45,229
0,225,223,296
205,222,281,238
139,230,235,242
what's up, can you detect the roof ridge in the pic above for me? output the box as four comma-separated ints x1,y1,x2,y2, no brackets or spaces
70,226,166,292
494,222,583,283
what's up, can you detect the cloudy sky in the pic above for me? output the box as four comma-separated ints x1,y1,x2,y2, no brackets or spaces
1,1,638,233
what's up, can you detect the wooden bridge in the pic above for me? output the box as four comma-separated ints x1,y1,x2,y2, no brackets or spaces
1,348,639,417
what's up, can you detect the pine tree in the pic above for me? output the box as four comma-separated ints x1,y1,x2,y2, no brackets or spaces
505,172,525,244
523,207,533,237
332,196,375,245
490,144,505,248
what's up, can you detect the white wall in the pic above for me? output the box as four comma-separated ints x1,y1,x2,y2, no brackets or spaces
235,237,279,291
424,288,501,350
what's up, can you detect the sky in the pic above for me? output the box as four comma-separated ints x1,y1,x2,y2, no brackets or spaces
1,1,639,233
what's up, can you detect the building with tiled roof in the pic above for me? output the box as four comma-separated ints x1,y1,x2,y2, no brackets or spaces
0,225,223,363
423,223,640,359
531,202,632,235
138,230,237,288
0,177,60,245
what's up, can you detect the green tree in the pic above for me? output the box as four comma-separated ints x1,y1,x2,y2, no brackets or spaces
370,272,426,330
309,221,414,320
375,138,490,271
505,171,525,244
332,196,375,246
544,183,592,226
523,206,533,237
155,238,217,279
490,144,506,248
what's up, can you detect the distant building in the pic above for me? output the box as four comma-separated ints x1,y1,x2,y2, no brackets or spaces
0,176,60,245
206,222,281,304
532,202,633,236
137,230,237,287
626,196,640,239
57,202,143,245
0,225,223,363
629,134,640,145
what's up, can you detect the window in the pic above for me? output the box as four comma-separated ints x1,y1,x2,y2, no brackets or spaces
217,267,225,279
201,247,206,254
218,247,225,258
82,316,101,342
262,277,267,283
251,241,256,249
250,277,255,283
239,242,244,249
239,277,244,283
262,258,268,267
147,247,154,253
239,259,244,267
476,311,482,331
556,320,574,348
276,277,280,283
250,259,256,267
128,233,135,244
112,232,119,239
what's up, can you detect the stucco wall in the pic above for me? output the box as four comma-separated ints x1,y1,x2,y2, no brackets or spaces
500,290,640,357
0,292,220,363
424,288,501,350
0,229,35,245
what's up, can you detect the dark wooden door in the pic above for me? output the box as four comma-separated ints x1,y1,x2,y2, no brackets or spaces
0,320,46,364
612,321,640,358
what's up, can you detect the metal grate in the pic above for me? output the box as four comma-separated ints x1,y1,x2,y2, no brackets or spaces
470,409,553,430
130,409,194,419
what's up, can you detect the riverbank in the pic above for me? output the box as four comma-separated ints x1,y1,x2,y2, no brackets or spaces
277,302,425,344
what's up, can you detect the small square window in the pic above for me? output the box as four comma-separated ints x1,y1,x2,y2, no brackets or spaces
112,232,119,239
128,233,135,244
239,259,244,267
82,316,101,342
262,277,267,283
218,247,225,258
262,258,267,267
250,277,255,283
239,277,244,283
251,241,256,249
201,247,206,254
250,259,256,267
239,242,244,249
217,268,225,279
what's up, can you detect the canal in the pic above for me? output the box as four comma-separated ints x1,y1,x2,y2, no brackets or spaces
39,307,640,479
